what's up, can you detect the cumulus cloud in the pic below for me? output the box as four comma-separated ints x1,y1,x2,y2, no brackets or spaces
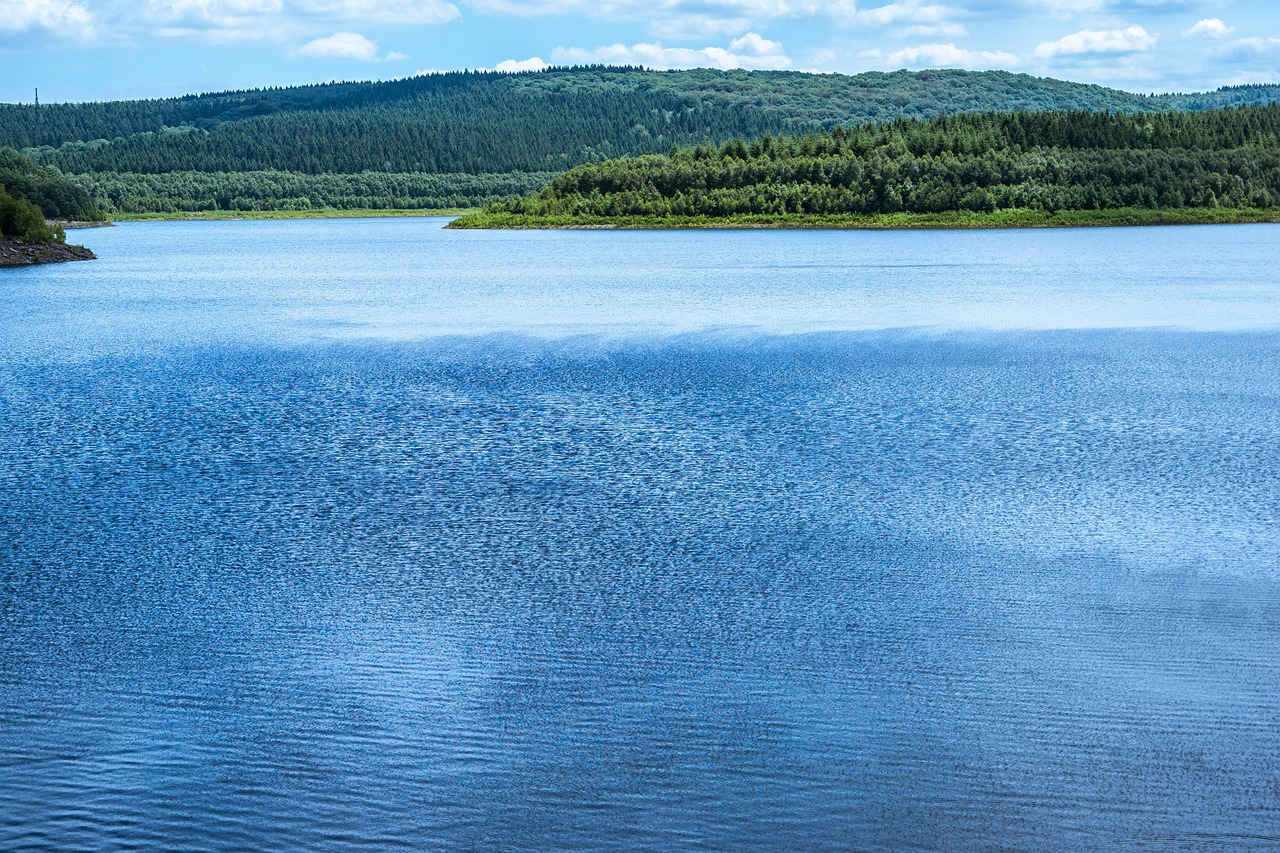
1026,0,1108,15
1182,19,1232,40
493,56,551,71
464,0,860,34
551,32,792,70
899,23,968,38
862,42,1021,70
646,15,753,40
49,0,458,45
1028,0,1197,13
145,0,457,26
144,0,284,27
1034,26,1157,58
465,0,853,16
294,31,394,60
416,56,549,73
1213,36,1280,64
0,0,95,38
295,0,458,25
856,1,955,27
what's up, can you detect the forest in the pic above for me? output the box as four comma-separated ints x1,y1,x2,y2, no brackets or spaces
1,67,1277,215
0,147,102,242
452,105,1280,226
74,170,558,214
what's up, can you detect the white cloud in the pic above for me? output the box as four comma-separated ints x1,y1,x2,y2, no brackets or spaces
728,31,784,56
0,0,456,47
415,56,548,74
464,0,963,40
1028,0,1196,13
295,0,458,25
145,0,284,27
1182,19,1232,40
145,0,458,26
493,56,550,71
464,0,853,15
1222,69,1280,85
1213,36,1280,64
551,32,792,70
856,1,955,27
0,0,95,38
295,31,388,60
899,24,968,38
1034,26,1158,58
1035,51,1166,84
861,42,1021,70
1026,0,1108,15
463,0,860,32
646,15,753,40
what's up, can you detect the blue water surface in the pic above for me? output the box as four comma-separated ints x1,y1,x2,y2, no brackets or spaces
1,219,1277,851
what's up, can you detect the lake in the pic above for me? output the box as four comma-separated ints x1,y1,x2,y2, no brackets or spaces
1,218,1277,850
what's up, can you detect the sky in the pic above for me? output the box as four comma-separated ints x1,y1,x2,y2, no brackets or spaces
0,0,1276,104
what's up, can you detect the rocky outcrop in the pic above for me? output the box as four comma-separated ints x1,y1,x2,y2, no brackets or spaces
0,237,96,267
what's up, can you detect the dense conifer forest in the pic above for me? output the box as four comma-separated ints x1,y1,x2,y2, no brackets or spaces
1,67,1277,215
452,105,1280,227
0,66,1274,216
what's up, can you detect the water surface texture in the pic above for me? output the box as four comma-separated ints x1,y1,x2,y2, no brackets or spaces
2,220,1277,850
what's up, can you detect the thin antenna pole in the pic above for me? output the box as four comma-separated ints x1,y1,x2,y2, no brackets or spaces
35,88,39,107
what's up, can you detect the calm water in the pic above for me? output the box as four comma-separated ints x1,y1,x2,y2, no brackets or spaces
1,219,1277,850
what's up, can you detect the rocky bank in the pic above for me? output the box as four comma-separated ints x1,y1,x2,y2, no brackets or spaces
0,237,96,268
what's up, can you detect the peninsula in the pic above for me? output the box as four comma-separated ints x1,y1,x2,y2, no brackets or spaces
449,104,1280,229
0,147,102,266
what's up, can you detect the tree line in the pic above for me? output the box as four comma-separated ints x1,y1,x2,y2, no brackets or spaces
5,69,1277,177
481,105,1280,221
0,147,101,242
2,69,1276,217
75,169,558,214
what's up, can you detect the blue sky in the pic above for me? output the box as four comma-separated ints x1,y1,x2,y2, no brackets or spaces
1,0,1276,103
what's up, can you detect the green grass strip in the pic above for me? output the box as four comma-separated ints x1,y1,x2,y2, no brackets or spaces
447,207,1280,230
114,207,479,222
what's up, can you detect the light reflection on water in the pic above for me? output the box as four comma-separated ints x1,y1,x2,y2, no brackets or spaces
0,220,1277,850
2,218,1277,355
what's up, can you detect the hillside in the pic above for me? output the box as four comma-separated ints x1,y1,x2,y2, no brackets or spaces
451,105,1280,228
2,67,1277,215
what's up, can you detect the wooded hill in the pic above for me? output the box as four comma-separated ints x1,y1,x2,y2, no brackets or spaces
452,105,1280,226
2,67,1277,214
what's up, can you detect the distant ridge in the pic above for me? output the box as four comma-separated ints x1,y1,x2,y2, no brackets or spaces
1,68,1275,215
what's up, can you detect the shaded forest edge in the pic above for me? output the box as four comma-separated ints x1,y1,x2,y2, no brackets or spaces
449,105,1280,229
0,148,101,265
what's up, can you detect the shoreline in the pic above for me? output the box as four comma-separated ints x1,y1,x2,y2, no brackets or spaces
446,207,1280,230
0,237,96,267
52,220,116,230
111,208,478,222
30,206,1280,231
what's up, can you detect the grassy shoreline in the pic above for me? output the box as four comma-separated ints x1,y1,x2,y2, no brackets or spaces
113,207,478,222
447,207,1280,230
